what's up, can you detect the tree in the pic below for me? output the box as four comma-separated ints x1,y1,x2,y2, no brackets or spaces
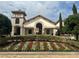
63,14,79,40
59,13,62,35
72,4,77,15
62,4,79,40
56,13,63,36
0,14,12,36
74,24,79,40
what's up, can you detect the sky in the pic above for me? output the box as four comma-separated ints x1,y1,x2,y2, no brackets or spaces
0,1,79,22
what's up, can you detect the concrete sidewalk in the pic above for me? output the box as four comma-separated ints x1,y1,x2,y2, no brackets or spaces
0,52,79,58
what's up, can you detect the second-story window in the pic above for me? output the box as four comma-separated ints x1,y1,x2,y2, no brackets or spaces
15,18,19,24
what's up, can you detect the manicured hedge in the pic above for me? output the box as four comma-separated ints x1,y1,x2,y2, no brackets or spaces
23,35,52,41
0,35,64,45
4,35,54,41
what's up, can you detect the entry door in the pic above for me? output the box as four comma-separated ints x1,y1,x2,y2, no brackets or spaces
14,26,20,35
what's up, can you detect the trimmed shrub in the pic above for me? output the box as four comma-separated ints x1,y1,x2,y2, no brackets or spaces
22,35,53,41
0,35,65,45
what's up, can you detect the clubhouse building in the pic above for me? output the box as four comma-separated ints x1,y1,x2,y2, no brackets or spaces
11,10,64,36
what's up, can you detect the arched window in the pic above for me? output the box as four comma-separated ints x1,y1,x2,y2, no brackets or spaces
36,23,42,34
15,18,19,24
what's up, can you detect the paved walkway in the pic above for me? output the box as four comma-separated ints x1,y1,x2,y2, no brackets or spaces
0,51,79,58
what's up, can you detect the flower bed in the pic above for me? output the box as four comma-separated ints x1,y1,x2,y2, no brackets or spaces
0,35,79,51
15,41,25,51
26,41,33,51
35,41,40,51
22,42,30,51
9,42,19,51
43,42,49,51
50,42,57,50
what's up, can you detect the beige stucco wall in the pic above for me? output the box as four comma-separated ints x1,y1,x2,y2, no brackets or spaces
56,22,64,28
11,13,64,36
24,17,56,28
11,13,25,36
11,14,24,27
12,14,24,18
23,17,58,36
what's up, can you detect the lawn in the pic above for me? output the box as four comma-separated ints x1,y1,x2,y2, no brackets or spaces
0,35,79,51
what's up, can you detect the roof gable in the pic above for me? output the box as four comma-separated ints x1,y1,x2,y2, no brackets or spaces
24,15,55,24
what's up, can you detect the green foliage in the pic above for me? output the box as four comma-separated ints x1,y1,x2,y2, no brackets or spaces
0,14,12,35
59,13,62,34
22,35,52,41
64,14,79,33
74,25,79,40
63,14,79,40
0,37,8,45
63,4,79,38
72,4,77,15
74,24,79,34
0,35,61,45
56,13,63,36
1,36,79,51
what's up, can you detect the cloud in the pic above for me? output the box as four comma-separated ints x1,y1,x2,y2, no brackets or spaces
0,1,78,22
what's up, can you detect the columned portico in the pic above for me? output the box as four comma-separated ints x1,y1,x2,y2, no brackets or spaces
24,27,55,36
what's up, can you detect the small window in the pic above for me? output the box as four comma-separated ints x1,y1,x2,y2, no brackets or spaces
15,18,19,24
46,29,50,34
28,29,32,34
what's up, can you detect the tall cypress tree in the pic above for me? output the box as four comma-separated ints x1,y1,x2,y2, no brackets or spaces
56,13,62,36
72,4,77,15
59,13,62,35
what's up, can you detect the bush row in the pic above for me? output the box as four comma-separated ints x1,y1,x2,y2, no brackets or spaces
8,35,56,41
0,35,62,45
